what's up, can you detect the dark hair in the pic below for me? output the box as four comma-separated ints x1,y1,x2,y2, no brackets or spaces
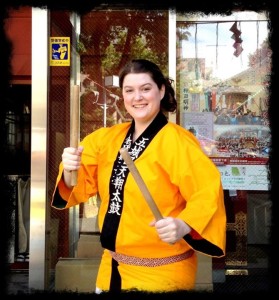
119,59,177,113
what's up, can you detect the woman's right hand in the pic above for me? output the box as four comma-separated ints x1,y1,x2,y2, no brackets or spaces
62,146,83,188
62,146,84,172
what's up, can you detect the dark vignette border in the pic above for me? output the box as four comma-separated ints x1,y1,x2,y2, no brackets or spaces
0,0,276,298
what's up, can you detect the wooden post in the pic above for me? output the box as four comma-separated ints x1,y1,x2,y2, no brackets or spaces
119,148,163,221
70,85,80,186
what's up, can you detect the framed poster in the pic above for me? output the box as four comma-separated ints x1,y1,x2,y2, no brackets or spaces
50,37,70,66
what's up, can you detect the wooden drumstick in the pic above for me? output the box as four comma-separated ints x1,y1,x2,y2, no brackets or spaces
119,148,163,221
70,85,80,186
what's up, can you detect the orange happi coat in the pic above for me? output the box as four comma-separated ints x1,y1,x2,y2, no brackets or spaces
51,113,226,292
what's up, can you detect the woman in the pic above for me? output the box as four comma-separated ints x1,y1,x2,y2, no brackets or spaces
51,59,226,293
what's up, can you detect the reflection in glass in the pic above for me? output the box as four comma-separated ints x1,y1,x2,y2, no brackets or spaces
177,12,270,160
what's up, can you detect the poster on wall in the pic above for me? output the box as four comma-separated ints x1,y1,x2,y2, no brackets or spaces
50,37,70,66
211,157,269,190
213,124,270,159
182,112,214,149
211,124,270,190
183,113,270,190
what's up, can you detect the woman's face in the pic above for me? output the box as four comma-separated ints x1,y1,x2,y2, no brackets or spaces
122,73,165,124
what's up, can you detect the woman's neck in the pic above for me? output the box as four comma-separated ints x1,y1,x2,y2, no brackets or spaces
132,112,162,142
133,121,150,142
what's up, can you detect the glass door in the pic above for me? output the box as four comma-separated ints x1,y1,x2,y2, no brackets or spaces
176,11,271,280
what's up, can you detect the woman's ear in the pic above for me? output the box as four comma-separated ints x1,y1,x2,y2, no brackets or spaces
160,84,165,100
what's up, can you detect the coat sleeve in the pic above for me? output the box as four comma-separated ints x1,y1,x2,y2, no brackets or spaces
175,133,227,258
51,131,101,210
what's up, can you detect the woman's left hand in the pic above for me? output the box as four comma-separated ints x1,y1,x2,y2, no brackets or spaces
150,217,192,244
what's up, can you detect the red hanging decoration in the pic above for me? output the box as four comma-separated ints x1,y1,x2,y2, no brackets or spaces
230,21,243,57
